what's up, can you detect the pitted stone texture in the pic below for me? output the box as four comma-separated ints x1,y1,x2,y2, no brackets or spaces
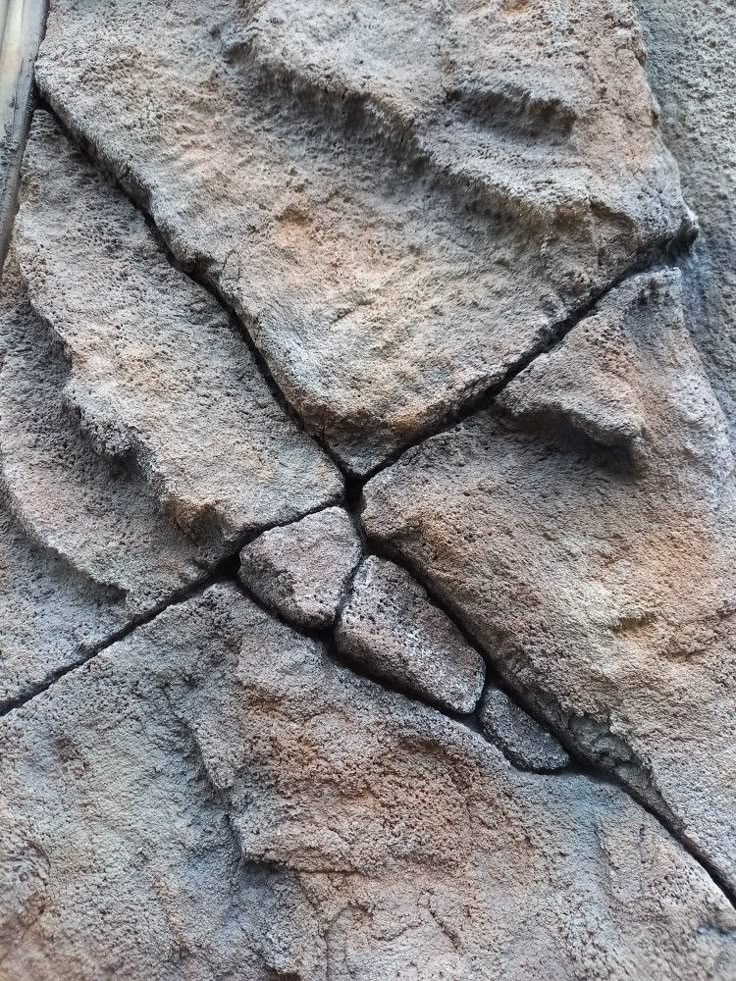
638,0,736,446
36,0,691,473
363,270,736,891
480,687,570,774
0,255,202,614
0,257,207,705
13,113,342,561
0,584,733,980
239,506,362,630
0,504,123,710
336,556,485,714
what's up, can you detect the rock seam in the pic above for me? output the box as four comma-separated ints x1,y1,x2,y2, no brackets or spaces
13,89,734,914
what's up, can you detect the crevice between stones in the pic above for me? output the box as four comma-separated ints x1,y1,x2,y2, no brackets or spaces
0,549,241,720
11,85,731,910
33,91,696,491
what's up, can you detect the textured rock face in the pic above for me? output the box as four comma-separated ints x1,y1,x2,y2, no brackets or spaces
13,112,342,558
239,506,362,629
0,255,205,705
637,0,736,444
0,586,734,980
336,556,486,714
0,0,735,976
363,269,736,889
35,0,692,473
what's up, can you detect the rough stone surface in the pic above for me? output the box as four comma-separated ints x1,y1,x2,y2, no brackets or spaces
0,584,733,980
0,256,209,707
0,0,734,973
35,0,692,473
364,269,736,891
13,112,342,559
480,687,570,773
637,0,736,446
239,506,362,630
336,556,486,715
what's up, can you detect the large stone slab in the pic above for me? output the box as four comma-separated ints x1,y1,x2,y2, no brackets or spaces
36,0,692,473
0,584,733,979
12,113,342,560
363,269,736,891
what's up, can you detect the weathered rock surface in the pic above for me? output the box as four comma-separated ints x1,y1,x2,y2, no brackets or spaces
239,506,362,630
336,556,486,714
0,256,208,705
363,269,736,890
480,687,570,773
12,112,342,560
637,0,736,447
0,0,733,973
0,584,733,980
36,0,692,473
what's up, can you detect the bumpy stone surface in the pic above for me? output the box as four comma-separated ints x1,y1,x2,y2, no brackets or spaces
364,269,736,890
239,506,362,630
638,0,736,445
336,556,486,714
36,0,692,473
13,112,342,560
0,0,734,973
480,687,570,773
0,584,733,980
0,257,207,707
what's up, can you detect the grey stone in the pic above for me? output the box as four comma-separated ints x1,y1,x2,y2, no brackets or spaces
480,687,570,773
336,556,486,714
12,113,343,561
0,256,206,706
35,0,692,473
239,506,362,630
638,0,736,447
0,584,733,980
363,270,736,891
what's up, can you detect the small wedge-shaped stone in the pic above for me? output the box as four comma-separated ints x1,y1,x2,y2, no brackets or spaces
480,687,570,773
36,0,692,473
12,113,342,560
336,556,485,714
239,506,362,630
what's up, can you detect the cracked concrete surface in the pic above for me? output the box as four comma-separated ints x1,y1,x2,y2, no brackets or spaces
1,0,736,978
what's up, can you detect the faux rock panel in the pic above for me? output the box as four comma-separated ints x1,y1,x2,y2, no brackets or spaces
336,556,486,714
13,112,342,560
0,0,734,974
36,0,692,473
363,269,736,890
0,585,733,980
239,506,362,630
